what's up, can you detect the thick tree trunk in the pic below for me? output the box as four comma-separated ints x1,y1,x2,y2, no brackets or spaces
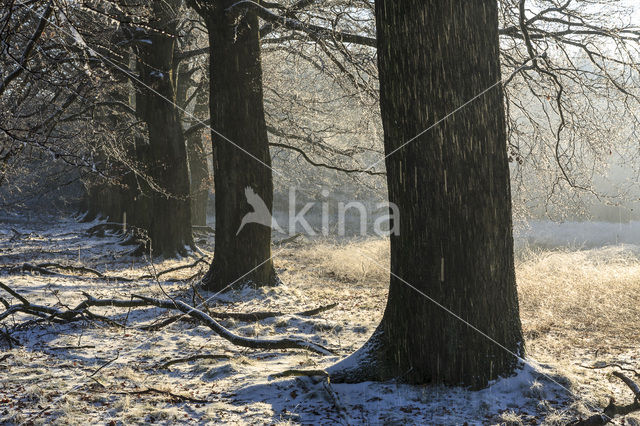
328,0,524,388
185,85,210,227
132,0,194,257
82,3,193,257
81,44,131,225
199,2,277,291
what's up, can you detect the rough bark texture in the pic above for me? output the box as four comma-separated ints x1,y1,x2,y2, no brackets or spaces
80,41,133,226
83,1,194,257
131,0,194,257
329,0,524,388
185,84,210,227
197,1,277,291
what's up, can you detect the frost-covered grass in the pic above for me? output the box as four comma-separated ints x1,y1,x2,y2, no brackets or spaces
1,214,640,424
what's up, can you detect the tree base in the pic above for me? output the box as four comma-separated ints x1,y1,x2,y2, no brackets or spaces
326,326,390,383
200,266,281,293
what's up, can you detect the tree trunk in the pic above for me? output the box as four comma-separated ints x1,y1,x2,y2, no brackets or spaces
198,1,277,291
132,0,194,257
184,81,210,227
328,0,524,388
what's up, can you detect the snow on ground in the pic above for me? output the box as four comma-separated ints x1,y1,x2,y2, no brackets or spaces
1,213,640,424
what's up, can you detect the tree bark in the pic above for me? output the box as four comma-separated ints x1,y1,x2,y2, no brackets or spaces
328,0,524,388
130,0,194,257
183,81,210,227
196,1,277,291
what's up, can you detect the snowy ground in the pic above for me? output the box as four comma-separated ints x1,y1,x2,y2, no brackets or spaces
1,213,640,424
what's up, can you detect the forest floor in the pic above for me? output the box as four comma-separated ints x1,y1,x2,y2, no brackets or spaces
1,213,640,425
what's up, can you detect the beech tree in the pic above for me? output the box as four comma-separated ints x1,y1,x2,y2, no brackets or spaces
328,0,524,387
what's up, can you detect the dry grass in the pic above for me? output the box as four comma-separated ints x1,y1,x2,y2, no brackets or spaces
291,237,389,285
295,238,640,357
286,238,640,416
517,245,640,357
5,219,640,423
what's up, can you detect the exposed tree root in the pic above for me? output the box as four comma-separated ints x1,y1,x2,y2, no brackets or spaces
0,282,334,356
569,370,640,425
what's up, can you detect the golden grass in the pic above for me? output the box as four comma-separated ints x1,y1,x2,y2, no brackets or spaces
517,246,640,357
287,238,640,369
286,238,640,420
292,238,389,285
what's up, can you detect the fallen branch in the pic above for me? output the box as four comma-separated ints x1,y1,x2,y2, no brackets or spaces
139,257,208,280
5,258,209,283
140,302,338,331
132,294,334,355
35,263,106,278
48,345,96,350
158,353,230,369
322,377,351,424
0,284,334,356
581,362,640,378
5,263,134,282
274,233,302,246
613,371,640,402
0,281,29,304
114,387,208,403
569,370,640,425
269,369,328,380
0,329,19,348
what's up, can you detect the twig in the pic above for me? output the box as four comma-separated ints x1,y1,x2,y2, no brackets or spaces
89,352,120,378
